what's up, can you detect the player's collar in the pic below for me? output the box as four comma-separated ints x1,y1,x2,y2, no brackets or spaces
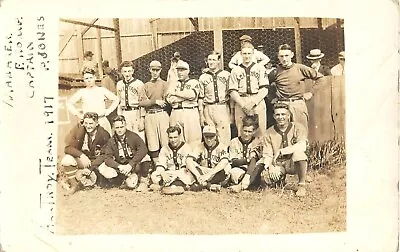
239,136,254,145
239,62,255,69
205,69,222,76
169,141,185,151
274,122,293,136
123,78,136,85
204,139,219,152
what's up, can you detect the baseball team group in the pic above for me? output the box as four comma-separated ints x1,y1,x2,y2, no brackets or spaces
60,34,345,197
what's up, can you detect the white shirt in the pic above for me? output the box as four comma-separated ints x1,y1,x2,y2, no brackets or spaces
228,49,270,69
331,64,345,76
67,86,118,116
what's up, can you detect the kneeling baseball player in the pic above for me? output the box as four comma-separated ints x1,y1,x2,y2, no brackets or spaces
261,103,309,197
60,112,110,195
186,125,231,191
101,115,150,190
149,125,194,192
228,116,264,193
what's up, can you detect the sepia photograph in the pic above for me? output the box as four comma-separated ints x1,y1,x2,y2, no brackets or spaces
56,17,346,235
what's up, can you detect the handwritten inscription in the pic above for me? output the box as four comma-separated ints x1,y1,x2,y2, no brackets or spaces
3,33,14,107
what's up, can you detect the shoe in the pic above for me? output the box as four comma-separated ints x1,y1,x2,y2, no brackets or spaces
189,183,203,192
229,184,242,193
209,184,221,192
161,185,185,195
296,185,306,197
136,182,149,192
149,183,161,191
220,174,231,187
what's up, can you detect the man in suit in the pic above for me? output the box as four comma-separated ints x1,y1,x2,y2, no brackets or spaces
306,49,331,76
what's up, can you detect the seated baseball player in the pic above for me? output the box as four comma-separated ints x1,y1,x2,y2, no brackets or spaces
186,125,231,191
261,103,308,197
149,125,193,191
101,115,150,190
60,112,110,195
228,116,264,193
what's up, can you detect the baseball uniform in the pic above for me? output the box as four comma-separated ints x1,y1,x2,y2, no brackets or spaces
261,122,308,183
229,62,269,136
151,142,194,186
187,141,230,184
66,86,119,135
269,63,322,134
116,78,151,162
229,136,263,184
139,78,169,153
199,69,231,146
167,78,202,146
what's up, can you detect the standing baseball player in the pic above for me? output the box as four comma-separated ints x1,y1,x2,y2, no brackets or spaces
228,116,264,193
60,112,110,195
228,35,270,69
116,61,151,164
149,126,194,191
269,44,323,135
261,103,309,197
186,125,231,191
66,68,120,136
101,115,150,190
166,60,202,146
198,51,232,146
139,60,169,165
229,42,269,137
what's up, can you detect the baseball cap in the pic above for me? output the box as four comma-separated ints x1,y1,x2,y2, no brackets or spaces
239,35,252,41
176,60,189,70
203,125,216,136
338,51,345,59
149,60,162,69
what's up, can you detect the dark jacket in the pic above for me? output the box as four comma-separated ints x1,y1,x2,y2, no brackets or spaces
104,130,148,169
64,123,111,170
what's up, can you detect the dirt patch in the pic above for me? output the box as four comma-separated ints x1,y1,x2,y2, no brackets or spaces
56,165,346,235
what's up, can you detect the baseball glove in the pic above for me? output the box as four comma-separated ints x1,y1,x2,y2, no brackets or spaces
75,169,97,187
161,185,185,195
125,173,139,189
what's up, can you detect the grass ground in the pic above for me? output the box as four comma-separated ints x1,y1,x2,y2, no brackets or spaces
56,164,346,235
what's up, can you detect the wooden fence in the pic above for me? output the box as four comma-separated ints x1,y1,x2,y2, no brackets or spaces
307,75,345,142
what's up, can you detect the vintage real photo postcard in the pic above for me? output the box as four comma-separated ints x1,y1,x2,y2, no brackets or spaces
0,0,398,251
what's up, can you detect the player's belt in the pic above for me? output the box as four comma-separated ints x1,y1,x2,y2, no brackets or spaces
121,106,140,111
204,101,228,105
146,109,165,114
173,105,198,110
239,93,258,97
277,97,304,102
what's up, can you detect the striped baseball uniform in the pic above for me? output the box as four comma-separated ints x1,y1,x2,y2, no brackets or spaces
199,69,231,146
262,122,308,173
167,78,202,145
229,63,269,136
187,141,230,184
116,78,150,162
151,142,194,186
229,136,263,184
139,78,169,152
